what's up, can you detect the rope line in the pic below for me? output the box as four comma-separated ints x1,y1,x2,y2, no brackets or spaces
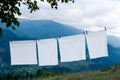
0,25,120,42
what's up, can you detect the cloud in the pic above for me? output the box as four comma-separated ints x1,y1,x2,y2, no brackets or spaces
19,0,120,36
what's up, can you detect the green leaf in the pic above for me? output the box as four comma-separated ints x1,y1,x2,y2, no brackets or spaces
0,0,74,36
0,27,2,37
12,26,16,30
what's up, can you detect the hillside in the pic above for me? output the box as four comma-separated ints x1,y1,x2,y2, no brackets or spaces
0,20,83,74
1,64,120,80
17,20,83,39
34,64,120,80
0,19,120,74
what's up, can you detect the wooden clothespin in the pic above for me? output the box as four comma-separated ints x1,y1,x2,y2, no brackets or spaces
58,36,61,38
83,31,85,35
104,27,107,31
86,31,88,35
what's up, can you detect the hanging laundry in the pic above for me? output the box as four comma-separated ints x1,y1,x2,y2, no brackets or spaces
58,34,86,62
9,40,37,65
37,38,58,66
86,30,108,59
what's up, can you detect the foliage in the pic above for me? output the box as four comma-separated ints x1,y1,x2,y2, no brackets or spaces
0,27,2,37
42,72,55,77
1,64,120,80
35,68,55,78
0,0,74,36
35,69,43,78
35,64,120,80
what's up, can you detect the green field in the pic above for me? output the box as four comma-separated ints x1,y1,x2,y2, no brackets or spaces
31,64,120,80
1,64,120,80
35,72,120,80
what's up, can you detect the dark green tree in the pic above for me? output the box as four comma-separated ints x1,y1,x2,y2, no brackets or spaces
0,0,74,36
6,73,11,80
13,74,19,80
35,69,43,78
25,71,29,80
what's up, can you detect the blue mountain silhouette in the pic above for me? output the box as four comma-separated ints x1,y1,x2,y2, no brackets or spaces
0,19,120,73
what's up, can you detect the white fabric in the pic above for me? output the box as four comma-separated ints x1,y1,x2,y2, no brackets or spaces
58,34,86,62
9,40,37,65
37,38,58,66
86,30,108,59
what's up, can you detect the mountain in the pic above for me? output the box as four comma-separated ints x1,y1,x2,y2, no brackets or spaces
0,29,21,41
0,19,120,73
1,20,82,39
0,19,83,74
18,20,83,39
108,35,120,48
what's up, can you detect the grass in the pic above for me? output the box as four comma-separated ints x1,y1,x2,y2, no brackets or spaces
33,64,120,80
34,71,120,80
1,64,120,80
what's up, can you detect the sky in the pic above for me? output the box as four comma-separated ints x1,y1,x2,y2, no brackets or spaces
18,0,120,37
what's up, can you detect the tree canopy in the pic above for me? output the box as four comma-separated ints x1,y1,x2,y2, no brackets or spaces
0,0,74,36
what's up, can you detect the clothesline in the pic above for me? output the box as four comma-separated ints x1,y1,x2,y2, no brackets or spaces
9,30,108,66
83,25,120,32
105,25,120,30
2,26,120,38
0,25,120,42
81,25,120,35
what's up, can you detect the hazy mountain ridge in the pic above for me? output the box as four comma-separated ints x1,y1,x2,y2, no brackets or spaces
18,20,83,39
0,19,120,74
108,35,120,48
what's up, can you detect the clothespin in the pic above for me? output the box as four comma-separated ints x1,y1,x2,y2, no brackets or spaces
104,27,107,31
33,38,36,42
83,31,85,35
10,40,12,42
86,31,88,35
58,36,61,38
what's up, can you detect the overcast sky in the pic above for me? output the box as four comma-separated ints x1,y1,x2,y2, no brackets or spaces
18,0,120,37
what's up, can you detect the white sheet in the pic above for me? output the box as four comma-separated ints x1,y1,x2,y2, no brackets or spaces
9,40,37,65
37,38,58,66
58,34,86,62
86,30,108,59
